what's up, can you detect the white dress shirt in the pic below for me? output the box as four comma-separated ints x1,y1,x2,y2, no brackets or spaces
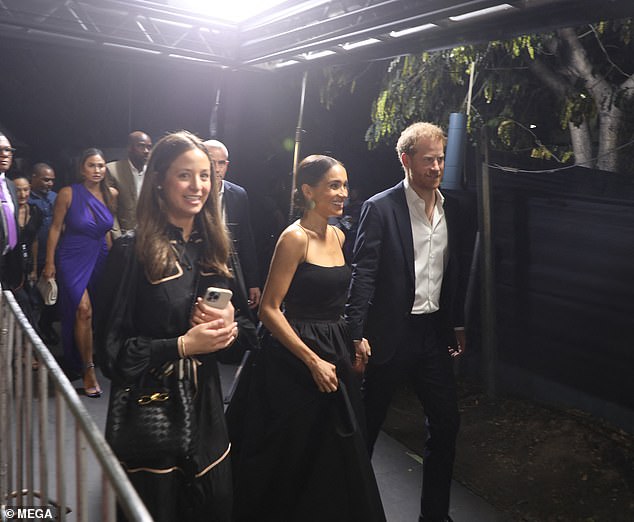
129,160,146,196
218,180,226,223
403,177,448,314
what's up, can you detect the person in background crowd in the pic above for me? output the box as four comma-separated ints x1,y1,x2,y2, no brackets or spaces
3,175,43,328
228,155,385,522
346,122,467,522
203,139,260,309
97,130,237,522
43,148,117,397
29,162,59,344
0,133,19,274
107,130,152,235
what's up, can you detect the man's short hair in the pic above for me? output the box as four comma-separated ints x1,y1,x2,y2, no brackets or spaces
396,122,447,158
32,162,53,176
203,139,229,159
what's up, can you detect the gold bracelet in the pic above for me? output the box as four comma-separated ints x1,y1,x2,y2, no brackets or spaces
179,335,187,358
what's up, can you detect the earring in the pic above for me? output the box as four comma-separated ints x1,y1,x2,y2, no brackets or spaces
157,185,162,190
306,199,316,210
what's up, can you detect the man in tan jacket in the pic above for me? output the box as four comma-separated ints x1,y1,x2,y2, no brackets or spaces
107,131,152,235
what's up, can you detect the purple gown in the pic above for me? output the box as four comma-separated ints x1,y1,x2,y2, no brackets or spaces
56,184,113,373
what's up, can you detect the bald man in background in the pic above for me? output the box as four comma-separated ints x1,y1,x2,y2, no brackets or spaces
107,130,152,235
204,139,261,309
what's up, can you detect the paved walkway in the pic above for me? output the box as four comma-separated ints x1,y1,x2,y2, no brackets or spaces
63,362,509,521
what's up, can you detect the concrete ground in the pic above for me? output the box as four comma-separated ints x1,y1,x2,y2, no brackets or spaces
26,360,509,521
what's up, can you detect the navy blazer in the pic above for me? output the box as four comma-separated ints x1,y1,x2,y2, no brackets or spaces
345,181,464,365
223,180,259,290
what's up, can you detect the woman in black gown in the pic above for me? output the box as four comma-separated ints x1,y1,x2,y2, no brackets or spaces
97,131,238,522
229,155,386,521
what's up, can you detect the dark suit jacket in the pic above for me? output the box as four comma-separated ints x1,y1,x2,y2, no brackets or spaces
345,181,464,365
107,159,137,233
0,175,19,254
223,180,259,290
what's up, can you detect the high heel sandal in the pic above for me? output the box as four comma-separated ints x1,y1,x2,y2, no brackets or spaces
83,362,102,398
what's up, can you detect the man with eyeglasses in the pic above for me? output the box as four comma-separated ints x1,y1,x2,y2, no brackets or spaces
346,122,467,522
0,133,19,279
107,130,152,235
203,139,261,311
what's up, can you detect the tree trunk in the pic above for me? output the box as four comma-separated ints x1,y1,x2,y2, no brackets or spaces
569,118,594,167
558,27,622,172
529,58,595,167
596,103,622,171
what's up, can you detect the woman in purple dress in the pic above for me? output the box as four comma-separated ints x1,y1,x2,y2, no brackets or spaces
43,148,117,397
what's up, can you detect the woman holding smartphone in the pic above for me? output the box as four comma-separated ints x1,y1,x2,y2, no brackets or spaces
97,131,238,522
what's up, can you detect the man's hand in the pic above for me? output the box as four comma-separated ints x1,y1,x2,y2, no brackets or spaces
248,287,261,309
352,338,371,374
449,328,466,358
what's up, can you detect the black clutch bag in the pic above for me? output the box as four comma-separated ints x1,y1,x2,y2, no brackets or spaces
106,358,199,466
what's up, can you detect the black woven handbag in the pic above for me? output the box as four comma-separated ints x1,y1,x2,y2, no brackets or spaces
106,358,199,465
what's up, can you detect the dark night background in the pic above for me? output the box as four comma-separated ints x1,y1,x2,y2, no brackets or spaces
0,38,398,198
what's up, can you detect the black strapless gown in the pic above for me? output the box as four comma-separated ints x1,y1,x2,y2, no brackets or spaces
228,262,386,522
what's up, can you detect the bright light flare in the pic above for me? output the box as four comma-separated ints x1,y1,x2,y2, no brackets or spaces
169,0,291,22
449,4,514,22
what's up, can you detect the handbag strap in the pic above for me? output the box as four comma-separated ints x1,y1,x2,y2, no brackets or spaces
229,250,256,323
155,357,200,393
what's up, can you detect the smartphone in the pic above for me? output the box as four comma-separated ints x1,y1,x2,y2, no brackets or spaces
203,286,233,309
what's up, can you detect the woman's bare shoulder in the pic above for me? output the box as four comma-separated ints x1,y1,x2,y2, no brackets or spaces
56,186,73,204
275,223,308,257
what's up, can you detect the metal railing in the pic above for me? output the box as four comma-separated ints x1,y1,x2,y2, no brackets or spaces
0,288,152,521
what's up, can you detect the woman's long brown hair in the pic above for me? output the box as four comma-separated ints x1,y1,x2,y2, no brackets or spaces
135,130,231,281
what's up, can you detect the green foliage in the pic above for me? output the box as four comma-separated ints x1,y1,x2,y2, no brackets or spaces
365,50,473,149
363,35,553,151
360,18,634,170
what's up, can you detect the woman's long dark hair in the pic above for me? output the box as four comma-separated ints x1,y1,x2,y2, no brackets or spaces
78,148,115,212
136,130,231,281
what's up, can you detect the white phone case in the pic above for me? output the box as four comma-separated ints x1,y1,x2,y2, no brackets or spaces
203,287,233,309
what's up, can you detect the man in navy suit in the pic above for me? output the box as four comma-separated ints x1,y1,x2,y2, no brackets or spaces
346,122,466,522
0,133,20,282
203,139,261,310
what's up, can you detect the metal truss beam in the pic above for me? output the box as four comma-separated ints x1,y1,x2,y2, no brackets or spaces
0,0,631,71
